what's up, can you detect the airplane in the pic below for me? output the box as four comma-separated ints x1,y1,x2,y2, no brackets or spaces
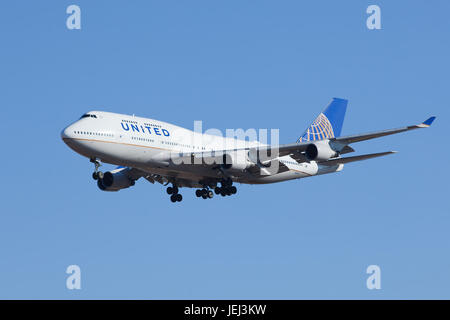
61,98,435,203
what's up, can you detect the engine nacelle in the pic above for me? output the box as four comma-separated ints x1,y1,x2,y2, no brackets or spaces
305,140,338,161
222,151,253,171
97,170,135,192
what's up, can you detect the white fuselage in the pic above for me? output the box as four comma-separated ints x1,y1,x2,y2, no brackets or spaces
61,111,342,187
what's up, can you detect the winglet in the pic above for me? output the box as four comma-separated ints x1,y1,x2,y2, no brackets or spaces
422,116,436,126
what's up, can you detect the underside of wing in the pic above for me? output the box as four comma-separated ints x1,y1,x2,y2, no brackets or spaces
246,159,291,175
319,151,397,166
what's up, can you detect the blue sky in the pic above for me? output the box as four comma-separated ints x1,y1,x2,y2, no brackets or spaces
0,0,448,299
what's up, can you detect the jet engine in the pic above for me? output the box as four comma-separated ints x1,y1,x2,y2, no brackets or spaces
221,151,254,171
305,140,339,161
97,169,135,192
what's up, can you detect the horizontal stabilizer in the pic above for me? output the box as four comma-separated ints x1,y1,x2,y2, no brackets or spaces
319,151,397,166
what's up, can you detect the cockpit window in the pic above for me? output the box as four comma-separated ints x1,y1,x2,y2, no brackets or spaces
80,114,97,119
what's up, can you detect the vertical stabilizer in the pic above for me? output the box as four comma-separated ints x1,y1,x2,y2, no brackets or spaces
297,98,348,142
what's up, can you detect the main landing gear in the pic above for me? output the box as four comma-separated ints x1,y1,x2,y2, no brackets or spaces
214,178,237,197
195,188,214,200
167,184,183,203
195,178,237,199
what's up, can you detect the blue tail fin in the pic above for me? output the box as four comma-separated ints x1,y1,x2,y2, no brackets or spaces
297,98,348,142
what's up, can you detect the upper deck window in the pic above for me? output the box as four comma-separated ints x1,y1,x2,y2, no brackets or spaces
80,114,98,119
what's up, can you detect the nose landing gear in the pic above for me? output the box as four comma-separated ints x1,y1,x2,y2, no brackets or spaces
90,158,104,180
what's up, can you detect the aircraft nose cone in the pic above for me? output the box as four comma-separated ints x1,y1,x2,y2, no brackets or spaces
61,125,73,140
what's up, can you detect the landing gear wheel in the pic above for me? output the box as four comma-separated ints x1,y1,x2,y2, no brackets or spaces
214,187,221,195
172,186,179,194
230,186,237,194
195,189,202,197
176,194,182,202
167,186,173,195
207,190,214,198
170,194,177,202
92,172,99,180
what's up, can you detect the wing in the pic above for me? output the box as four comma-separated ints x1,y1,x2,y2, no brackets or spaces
319,151,396,166
115,167,174,186
247,116,435,163
123,166,206,188
167,116,435,173
246,159,291,175
333,117,436,145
